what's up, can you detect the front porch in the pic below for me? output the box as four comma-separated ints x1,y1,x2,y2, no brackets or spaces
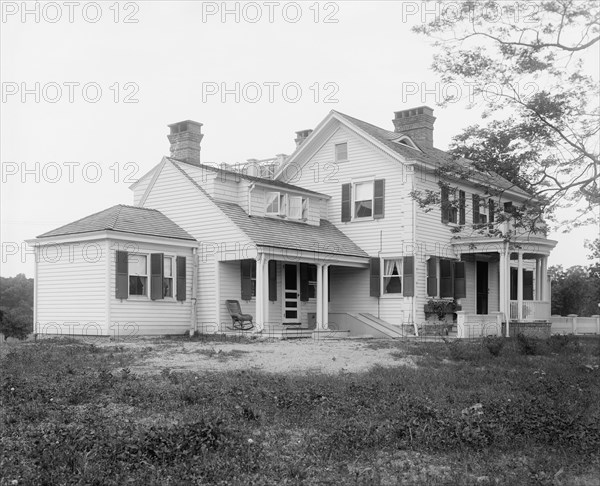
452,234,557,336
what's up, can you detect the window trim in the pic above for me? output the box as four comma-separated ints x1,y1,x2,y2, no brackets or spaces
265,191,282,216
381,257,403,295
128,253,149,298
352,179,375,220
335,142,348,162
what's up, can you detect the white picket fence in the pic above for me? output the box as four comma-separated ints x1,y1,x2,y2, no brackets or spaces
550,315,600,335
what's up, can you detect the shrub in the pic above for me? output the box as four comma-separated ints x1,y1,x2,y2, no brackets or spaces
483,336,505,357
516,333,538,355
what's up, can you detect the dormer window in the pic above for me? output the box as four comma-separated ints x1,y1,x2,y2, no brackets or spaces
266,191,284,215
266,192,309,220
335,142,348,162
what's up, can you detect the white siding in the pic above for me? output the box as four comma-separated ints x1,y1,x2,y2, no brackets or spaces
131,167,158,205
108,239,194,336
280,123,415,324
36,240,108,336
142,161,252,327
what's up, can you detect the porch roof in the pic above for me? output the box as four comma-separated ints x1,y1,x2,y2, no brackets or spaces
214,201,369,259
451,235,558,256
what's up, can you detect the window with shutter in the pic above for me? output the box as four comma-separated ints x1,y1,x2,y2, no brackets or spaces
129,254,148,296
115,250,128,299
268,260,277,302
459,191,466,225
454,261,466,299
240,260,255,301
373,179,385,219
341,183,351,222
176,256,186,301
150,253,164,300
472,194,480,224
402,256,414,297
427,257,437,296
369,258,380,297
441,186,450,223
439,259,454,298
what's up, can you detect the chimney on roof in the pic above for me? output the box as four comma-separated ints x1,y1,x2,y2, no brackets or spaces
168,120,203,166
392,106,436,149
294,129,313,147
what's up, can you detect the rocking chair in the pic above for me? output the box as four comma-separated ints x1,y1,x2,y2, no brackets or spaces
225,300,254,331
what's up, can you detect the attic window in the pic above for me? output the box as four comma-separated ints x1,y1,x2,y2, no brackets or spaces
394,136,419,150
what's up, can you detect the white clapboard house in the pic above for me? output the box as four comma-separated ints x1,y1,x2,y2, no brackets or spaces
29,107,557,338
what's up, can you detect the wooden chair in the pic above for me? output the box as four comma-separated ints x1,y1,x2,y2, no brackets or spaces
225,300,254,330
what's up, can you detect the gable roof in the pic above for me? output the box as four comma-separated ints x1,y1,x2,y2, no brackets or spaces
169,157,329,197
280,110,531,198
37,205,196,241
215,201,368,258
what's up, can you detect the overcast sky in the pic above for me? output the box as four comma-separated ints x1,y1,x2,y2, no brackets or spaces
1,1,598,277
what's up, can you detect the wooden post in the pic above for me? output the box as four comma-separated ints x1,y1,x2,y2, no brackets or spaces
456,311,466,339
567,314,578,334
517,252,524,321
316,263,323,329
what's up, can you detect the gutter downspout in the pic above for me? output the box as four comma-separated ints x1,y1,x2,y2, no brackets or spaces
411,165,419,337
190,247,198,337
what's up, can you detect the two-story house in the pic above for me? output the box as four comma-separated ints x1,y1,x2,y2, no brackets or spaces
29,107,557,339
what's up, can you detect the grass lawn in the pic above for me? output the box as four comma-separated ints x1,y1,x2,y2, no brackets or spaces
1,335,599,485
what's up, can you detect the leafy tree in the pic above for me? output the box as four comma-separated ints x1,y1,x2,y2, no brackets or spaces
414,0,599,233
0,274,34,339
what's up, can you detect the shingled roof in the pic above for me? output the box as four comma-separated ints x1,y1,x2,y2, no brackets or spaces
332,111,531,197
214,201,368,258
37,205,196,241
168,157,329,197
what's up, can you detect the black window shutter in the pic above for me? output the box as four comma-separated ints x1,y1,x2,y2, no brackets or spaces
488,199,495,227
403,256,415,297
459,190,466,225
510,267,518,300
473,194,480,224
341,183,351,222
241,260,253,301
427,257,437,297
115,250,128,299
150,253,164,300
523,270,534,300
440,259,454,298
268,260,277,302
441,186,449,223
176,256,187,301
373,179,385,219
454,261,466,298
300,263,309,302
369,258,380,297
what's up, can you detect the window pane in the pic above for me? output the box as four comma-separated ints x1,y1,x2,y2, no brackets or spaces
385,276,401,293
335,143,347,161
355,200,372,218
129,276,147,295
164,257,172,277
163,278,173,297
289,196,302,219
266,192,279,213
129,255,147,275
355,182,373,201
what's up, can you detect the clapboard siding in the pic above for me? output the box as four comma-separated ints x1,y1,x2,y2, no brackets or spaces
36,240,108,335
328,266,377,315
142,161,251,326
132,167,158,205
108,239,193,335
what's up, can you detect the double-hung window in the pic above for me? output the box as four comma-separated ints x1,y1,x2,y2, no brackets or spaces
129,254,148,296
382,259,402,294
266,191,283,215
354,181,374,218
163,256,174,298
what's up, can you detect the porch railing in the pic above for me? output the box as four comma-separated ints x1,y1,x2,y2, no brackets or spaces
509,300,551,321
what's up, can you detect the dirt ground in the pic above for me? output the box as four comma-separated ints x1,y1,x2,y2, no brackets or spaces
93,337,418,375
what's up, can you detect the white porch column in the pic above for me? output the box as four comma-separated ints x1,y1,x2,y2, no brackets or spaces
541,256,549,301
517,251,524,321
322,264,329,329
255,255,264,329
316,263,323,329
262,258,269,327
499,251,506,317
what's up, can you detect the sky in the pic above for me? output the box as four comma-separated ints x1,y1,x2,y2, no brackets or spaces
1,0,598,278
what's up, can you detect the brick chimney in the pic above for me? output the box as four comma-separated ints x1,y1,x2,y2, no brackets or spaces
392,106,436,149
294,129,313,147
167,120,203,166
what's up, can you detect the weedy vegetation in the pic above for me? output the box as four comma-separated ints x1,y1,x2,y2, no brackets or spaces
1,336,599,485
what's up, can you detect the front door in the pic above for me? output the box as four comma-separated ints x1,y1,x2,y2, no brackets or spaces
283,264,300,323
476,261,489,314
